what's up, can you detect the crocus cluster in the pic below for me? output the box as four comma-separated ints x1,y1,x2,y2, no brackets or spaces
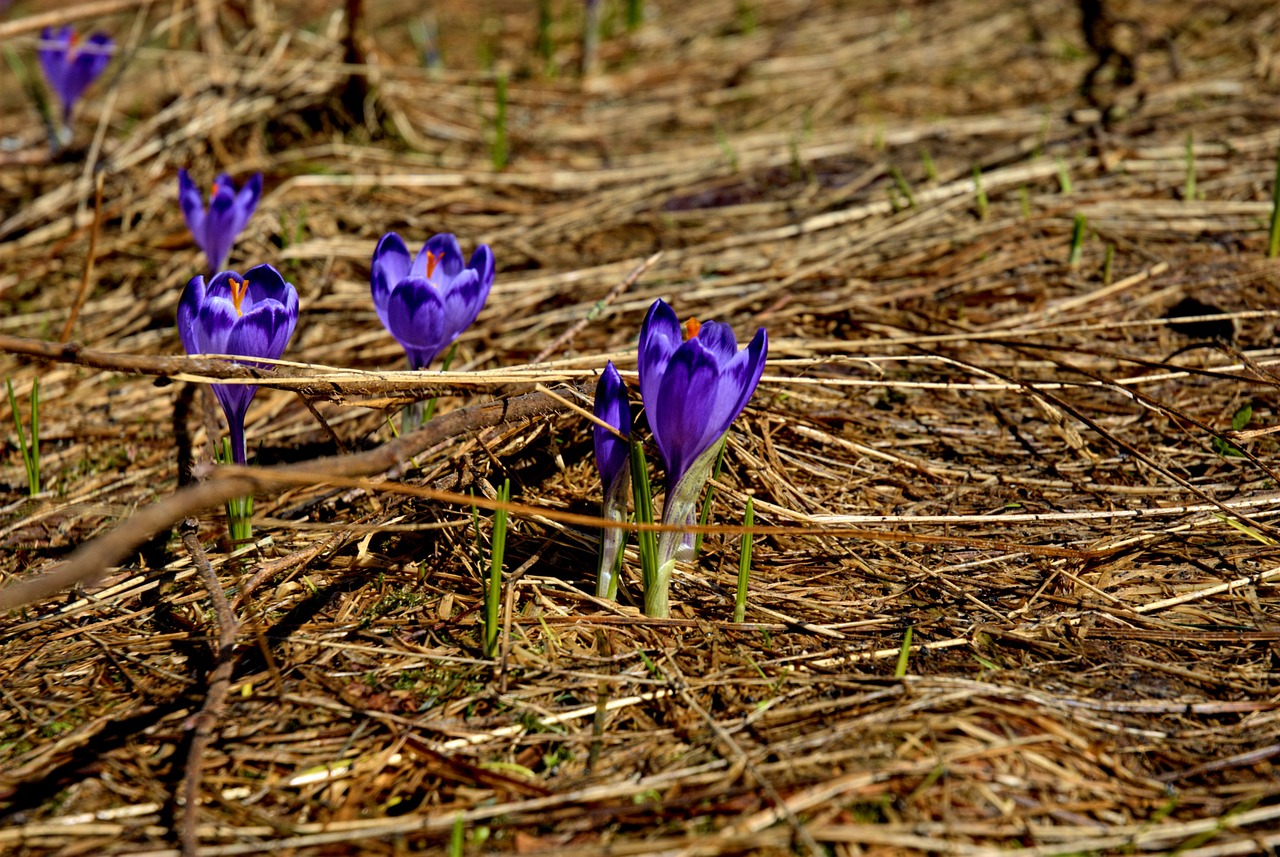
178,170,263,272
38,26,114,134
592,298,767,616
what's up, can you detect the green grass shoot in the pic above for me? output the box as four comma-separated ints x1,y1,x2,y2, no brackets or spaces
716,126,739,172
920,149,937,181
733,497,754,623
1056,156,1072,194
484,478,511,658
536,0,554,67
1102,243,1115,285
449,812,465,856
895,626,913,678
6,377,39,496
627,0,644,30
1268,145,1280,258
1068,213,1087,267
491,72,508,170
889,165,916,208
629,441,661,613
972,165,987,220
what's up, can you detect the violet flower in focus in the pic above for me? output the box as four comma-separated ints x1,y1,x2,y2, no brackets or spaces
177,264,299,466
370,231,494,371
178,170,264,273
638,298,766,573
38,26,113,127
593,361,632,599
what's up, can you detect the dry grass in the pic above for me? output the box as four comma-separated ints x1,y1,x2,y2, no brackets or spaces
4,0,1280,854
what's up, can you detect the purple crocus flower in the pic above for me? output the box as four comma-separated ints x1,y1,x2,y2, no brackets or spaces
177,264,299,465
638,298,767,572
370,231,494,370
593,361,632,598
178,170,264,273
38,26,114,124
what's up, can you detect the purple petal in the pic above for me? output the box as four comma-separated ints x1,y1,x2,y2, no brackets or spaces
644,320,768,487
440,268,485,340
651,343,728,485
212,384,257,437
694,321,739,362
177,169,207,248
59,33,113,111
636,299,682,435
593,361,631,489
203,179,240,271
228,302,294,362
371,232,411,318
242,263,297,320
687,328,767,457
232,173,263,235
38,27,72,100
194,299,238,356
203,270,243,304
383,277,447,368
468,244,495,289
176,274,206,356
414,233,464,282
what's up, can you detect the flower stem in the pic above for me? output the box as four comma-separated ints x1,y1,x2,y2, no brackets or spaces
222,426,253,545
692,439,726,559
595,470,630,599
657,441,722,569
629,442,663,615
733,497,754,623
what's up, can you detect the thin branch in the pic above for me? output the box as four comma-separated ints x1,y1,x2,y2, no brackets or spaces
0,385,576,612
179,523,239,857
531,251,660,365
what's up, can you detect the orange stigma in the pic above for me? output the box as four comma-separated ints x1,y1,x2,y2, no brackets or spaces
424,250,442,278
210,181,220,197
684,318,702,340
229,277,248,316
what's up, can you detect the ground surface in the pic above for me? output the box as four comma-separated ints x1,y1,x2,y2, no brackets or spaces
3,0,1280,854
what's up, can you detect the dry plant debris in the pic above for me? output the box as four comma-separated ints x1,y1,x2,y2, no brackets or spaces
3,0,1280,854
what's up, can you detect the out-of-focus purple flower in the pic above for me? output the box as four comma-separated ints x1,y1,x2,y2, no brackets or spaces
178,170,264,273
593,361,632,598
638,298,766,567
38,26,114,124
177,264,298,464
370,231,494,370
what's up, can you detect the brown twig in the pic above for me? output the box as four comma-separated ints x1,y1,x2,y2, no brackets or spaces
0,0,154,39
0,385,576,612
530,251,661,365
0,334,521,400
59,172,105,344
178,523,239,857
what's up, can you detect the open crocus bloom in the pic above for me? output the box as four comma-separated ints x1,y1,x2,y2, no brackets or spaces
593,361,632,598
637,298,767,566
38,26,114,124
178,170,264,273
370,232,494,371
177,264,298,464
